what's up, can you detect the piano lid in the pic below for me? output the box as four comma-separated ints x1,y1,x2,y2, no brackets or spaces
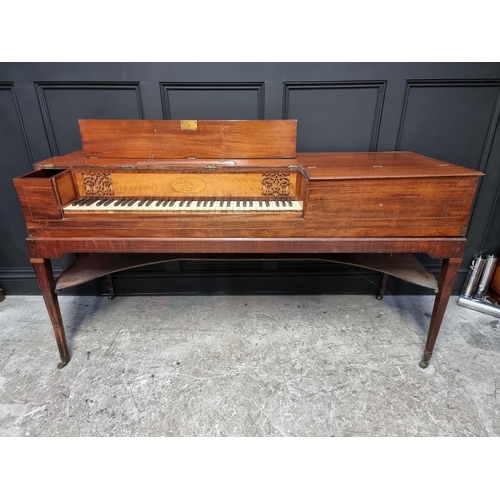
78,119,298,160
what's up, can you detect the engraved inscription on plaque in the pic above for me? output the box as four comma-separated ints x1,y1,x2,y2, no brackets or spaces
171,177,206,193
82,173,114,196
262,173,290,197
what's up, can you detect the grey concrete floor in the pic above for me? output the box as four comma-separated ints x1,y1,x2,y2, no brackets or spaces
0,293,499,437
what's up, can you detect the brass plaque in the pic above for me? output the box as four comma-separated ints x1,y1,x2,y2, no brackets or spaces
180,120,198,131
171,177,206,193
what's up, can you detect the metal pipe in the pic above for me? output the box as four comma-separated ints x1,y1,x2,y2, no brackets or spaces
457,296,500,318
462,256,486,298
473,255,498,300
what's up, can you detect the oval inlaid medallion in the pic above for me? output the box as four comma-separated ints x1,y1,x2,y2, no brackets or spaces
171,177,206,193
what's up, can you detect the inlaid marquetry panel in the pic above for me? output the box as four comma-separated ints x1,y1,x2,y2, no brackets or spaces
73,171,298,198
82,173,114,196
262,174,291,196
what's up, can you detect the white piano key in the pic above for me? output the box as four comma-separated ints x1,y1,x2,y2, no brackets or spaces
126,200,144,211
218,200,229,212
147,200,167,211
90,200,114,212
184,200,198,212
65,197,304,215
65,199,99,211
162,200,178,212
135,200,157,211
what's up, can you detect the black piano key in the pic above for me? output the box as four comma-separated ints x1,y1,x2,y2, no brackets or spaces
127,199,136,206
265,201,270,207
209,200,214,207
85,199,96,206
281,201,287,207
249,201,254,208
203,200,209,207
259,201,263,207
186,200,193,207
138,200,147,207
179,200,186,207
103,199,114,206
95,199,106,206
196,200,203,207
287,200,293,207
168,200,176,207
162,200,169,206
156,200,163,206
226,200,231,207
243,200,247,208
145,200,153,207
236,201,240,208
119,199,129,206
219,201,224,207
275,200,280,207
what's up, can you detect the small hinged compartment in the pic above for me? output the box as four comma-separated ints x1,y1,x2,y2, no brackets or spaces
14,169,77,222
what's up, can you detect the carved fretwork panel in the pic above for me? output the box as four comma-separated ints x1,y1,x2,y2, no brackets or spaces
82,173,114,196
262,173,290,197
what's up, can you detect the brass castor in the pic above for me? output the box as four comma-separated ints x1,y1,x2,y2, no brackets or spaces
419,350,432,369
419,359,430,369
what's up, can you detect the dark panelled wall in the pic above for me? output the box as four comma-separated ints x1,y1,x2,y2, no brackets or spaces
1,62,500,296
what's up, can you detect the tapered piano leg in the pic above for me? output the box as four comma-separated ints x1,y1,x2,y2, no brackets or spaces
105,273,115,300
376,272,389,300
419,258,462,369
31,258,70,369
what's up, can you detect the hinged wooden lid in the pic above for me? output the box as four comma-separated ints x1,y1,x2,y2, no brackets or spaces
79,119,297,160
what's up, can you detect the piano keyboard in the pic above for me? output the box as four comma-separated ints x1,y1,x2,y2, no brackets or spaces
64,198,304,214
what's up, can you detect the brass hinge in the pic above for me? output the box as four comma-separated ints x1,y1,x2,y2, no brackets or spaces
122,164,136,170
205,165,218,170
44,164,55,169
288,165,300,170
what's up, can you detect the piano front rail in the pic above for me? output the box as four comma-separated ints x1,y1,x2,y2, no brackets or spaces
26,235,466,370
